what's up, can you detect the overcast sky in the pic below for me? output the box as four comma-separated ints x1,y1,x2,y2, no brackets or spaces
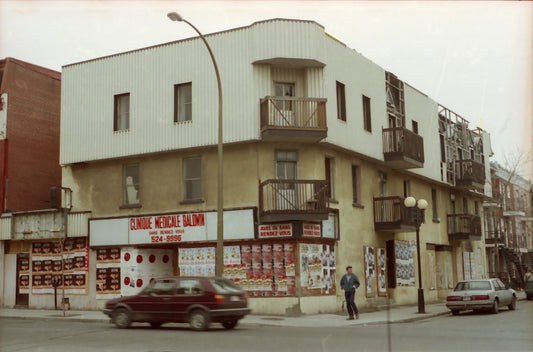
1,0,532,177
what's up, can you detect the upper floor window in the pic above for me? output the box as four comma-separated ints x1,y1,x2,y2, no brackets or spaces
412,120,419,134
431,189,438,220
378,171,388,197
123,164,139,206
174,83,192,123
275,150,298,180
325,157,335,199
114,93,130,131
362,95,372,132
184,157,202,200
352,165,361,205
336,81,346,121
274,82,295,112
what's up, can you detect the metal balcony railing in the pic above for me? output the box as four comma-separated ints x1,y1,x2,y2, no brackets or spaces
447,214,482,240
455,159,485,189
373,196,417,232
382,127,424,168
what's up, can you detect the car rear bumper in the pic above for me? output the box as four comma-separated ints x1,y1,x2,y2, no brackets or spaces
209,308,251,320
446,302,493,310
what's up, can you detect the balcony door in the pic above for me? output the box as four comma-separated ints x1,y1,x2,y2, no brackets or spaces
274,82,295,126
276,150,298,210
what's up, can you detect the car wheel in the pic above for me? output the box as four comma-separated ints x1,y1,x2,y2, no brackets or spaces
451,309,460,316
221,319,238,329
508,296,517,311
189,310,210,331
113,308,131,329
490,299,499,314
150,322,162,328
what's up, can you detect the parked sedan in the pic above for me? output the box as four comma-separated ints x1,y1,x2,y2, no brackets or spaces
446,278,517,315
103,277,251,330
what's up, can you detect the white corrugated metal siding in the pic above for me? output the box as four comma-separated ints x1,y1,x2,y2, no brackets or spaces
0,216,12,240
67,211,91,238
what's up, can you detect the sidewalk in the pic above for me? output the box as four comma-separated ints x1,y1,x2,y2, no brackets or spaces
0,291,526,328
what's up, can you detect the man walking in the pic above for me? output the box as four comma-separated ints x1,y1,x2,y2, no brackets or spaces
340,265,360,320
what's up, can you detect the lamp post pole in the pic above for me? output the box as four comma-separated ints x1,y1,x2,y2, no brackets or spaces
404,196,427,314
168,12,224,276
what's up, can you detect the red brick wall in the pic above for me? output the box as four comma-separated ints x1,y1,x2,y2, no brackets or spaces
0,59,61,213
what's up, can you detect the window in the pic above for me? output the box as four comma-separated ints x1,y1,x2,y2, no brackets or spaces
475,201,479,215
336,81,346,121
174,83,192,122
412,120,419,134
123,164,140,206
352,165,361,205
276,150,298,180
184,157,202,200
325,157,335,199
362,95,372,132
114,93,130,131
378,172,388,197
403,180,410,198
463,198,468,213
432,189,438,220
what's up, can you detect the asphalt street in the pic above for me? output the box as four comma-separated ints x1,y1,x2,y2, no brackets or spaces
1,301,531,352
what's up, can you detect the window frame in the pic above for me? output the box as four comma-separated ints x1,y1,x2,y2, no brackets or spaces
174,82,192,123
114,93,130,132
431,189,439,221
336,81,346,121
122,163,140,207
183,157,202,202
352,164,362,207
362,95,372,132
325,157,335,200
412,120,419,134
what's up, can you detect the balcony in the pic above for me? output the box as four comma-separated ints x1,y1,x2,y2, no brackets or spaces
259,179,329,223
382,127,424,169
455,160,485,190
260,96,327,142
373,196,417,232
447,214,482,241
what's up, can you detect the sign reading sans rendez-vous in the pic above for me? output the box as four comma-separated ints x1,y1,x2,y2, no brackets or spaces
129,213,206,244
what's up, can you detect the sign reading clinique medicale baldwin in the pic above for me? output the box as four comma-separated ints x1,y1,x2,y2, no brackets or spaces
129,213,206,244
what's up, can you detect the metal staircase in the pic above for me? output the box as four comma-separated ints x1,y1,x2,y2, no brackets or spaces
500,248,526,289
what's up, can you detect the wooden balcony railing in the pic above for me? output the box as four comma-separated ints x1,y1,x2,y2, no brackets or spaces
382,127,424,168
260,96,327,142
455,159,485,189
373,196,417,232
259,179,329,222
447,214,482,241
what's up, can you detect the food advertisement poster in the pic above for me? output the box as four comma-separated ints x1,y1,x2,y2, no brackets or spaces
364,246,376,297
377,248,387,296
18,257,30,294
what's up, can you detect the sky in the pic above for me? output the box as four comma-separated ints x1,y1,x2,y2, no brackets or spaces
1,0,532,178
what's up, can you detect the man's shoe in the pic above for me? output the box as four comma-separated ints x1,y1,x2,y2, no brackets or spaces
356,313,359,319
347,316,354,320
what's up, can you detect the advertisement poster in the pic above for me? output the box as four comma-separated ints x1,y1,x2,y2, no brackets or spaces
300,243,323,289
428,252,436,290
121,248,174,296
394,240,415,287
377,248,387,296
31,238,89,295
18,257,30,294
96,248,121,299
364,246,376,297
321,245,336,295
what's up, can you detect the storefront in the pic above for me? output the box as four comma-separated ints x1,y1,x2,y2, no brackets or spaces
90,208,340,314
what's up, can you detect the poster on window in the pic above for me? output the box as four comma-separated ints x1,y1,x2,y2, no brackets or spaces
300,243,323,289
395,240,415,287
364,246,376,297
18,257,30,294
31,238,89,295
377,248,387,296
96,248,121,299
321,245,336,295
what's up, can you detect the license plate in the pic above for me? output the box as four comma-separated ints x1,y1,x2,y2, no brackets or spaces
463,296,471,301
230,296,241,302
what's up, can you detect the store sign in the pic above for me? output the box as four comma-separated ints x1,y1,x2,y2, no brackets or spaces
258,224,292,239
129,213,207,244
302,223,321,237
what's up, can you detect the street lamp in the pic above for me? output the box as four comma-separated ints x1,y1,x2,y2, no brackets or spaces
404,196,428,313
168,12,224,277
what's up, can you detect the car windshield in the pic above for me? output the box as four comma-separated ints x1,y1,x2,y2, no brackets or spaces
210,278,243,293
454,281,491,291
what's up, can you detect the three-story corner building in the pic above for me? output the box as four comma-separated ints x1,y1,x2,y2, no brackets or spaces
2,19,493,313
484,162,533,289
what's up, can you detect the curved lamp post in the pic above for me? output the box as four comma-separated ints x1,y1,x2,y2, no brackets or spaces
168,12,224,277
404,196,428,313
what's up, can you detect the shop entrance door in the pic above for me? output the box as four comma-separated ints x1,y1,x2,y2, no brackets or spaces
16,253,30,306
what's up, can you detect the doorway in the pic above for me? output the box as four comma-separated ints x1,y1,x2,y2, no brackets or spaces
16,253,30,306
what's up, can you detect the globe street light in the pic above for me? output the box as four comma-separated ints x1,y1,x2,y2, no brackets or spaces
404,196,428,313
168,12,224,277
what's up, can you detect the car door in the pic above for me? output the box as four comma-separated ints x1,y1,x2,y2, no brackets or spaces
133,278,178,321
174,278,205,322
494,279,512,305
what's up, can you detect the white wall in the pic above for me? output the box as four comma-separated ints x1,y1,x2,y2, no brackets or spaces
3,254,17,307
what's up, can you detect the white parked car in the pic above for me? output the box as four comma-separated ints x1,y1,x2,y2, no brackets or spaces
446,278,517,315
